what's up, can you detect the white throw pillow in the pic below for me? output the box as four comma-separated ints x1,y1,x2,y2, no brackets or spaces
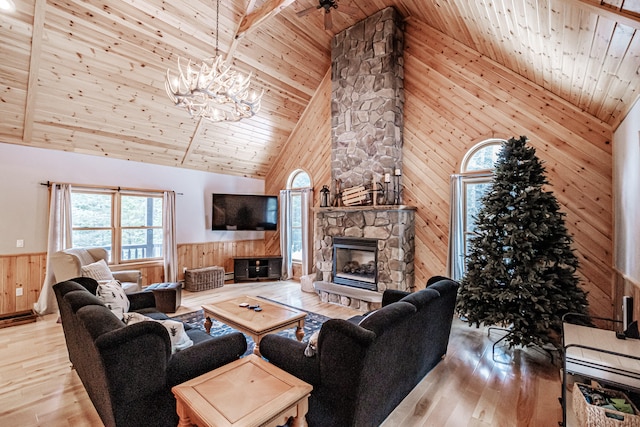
123,312,193,353
96,280,130,320
81,259,114,281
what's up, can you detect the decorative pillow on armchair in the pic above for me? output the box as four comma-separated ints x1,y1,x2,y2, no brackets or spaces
123,312,193,353
81,259,115,281
96,280,130,320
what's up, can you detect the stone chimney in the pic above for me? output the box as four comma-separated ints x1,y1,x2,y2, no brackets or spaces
313,9,413,311
331,7,405,191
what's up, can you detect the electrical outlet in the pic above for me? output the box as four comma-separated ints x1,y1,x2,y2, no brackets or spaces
16,287,23,297
16,239,24,248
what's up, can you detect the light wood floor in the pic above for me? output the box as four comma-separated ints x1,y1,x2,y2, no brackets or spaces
0,280,567,426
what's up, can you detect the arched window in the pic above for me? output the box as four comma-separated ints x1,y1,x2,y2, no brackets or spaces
448,139,504,280
461,138,503,172
287,170,311,263
289,169,311,189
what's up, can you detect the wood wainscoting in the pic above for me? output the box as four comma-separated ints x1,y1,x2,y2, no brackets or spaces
0,239,271,316
0,253,46,315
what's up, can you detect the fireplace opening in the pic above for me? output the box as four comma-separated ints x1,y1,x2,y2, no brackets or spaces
332,237,378,291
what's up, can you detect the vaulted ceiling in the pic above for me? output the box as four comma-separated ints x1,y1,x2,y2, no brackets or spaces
2,0,639,178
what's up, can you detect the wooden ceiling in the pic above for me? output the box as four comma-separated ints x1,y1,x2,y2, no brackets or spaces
2,0,639,178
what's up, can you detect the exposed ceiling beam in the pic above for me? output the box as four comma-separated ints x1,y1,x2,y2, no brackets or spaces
181,118,206,165
227,0,296,61
237,0,297,39
22,0,46,142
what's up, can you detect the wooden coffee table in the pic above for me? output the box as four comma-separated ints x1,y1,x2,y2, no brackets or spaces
172,354,312,427
202,296,307,356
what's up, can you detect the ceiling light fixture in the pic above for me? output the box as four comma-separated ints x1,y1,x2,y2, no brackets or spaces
165,0,263,122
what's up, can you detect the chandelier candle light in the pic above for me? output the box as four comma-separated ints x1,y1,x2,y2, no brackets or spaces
165,0,263,122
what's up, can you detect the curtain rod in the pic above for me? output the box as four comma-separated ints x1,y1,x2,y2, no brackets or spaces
40,181,183,195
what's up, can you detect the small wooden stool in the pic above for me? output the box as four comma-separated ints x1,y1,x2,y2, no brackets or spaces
145,282,182,313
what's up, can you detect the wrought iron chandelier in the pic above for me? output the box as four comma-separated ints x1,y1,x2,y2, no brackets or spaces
165,0,262,122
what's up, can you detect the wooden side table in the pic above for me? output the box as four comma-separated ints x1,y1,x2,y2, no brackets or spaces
172,354,312,427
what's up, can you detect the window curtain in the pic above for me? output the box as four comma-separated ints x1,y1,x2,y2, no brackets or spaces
34,183,73,315
300,188,314,276
447,172,494,281
163,191,178,283
279,189,292,279
446,175,465,281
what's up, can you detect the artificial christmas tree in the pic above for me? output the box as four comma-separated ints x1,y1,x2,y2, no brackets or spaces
456,136,589,349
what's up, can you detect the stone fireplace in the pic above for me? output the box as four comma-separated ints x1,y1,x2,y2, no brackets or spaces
314,206,415,311
333,237,378,291
313,7,413,312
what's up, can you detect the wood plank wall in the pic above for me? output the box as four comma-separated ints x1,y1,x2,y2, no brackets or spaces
0,240,264,315
264,19,614,319
264,68,333,255
0,253,46,314
176,240,267,279
1,20,615,320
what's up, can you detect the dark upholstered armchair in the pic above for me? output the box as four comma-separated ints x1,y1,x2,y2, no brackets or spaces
260,278,459,427
54,278,247,427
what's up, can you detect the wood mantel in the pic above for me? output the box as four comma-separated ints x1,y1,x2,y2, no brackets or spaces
314,205,417,213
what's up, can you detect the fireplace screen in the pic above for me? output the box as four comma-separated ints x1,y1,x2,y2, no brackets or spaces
332,237,378,291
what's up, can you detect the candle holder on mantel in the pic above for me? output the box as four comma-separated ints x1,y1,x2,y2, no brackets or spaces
393,168,402,205
383,172,392,204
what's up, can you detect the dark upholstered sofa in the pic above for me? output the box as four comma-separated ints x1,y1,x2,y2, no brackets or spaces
53,278,247,427
260,277,459,427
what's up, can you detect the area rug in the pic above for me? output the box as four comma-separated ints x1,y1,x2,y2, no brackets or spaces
172,297,329,357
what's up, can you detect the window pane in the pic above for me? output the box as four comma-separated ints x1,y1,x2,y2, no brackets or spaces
465,182,491,232
72,193,112,227
464,181,491,255
72,230,113,260
291,228,302,262
291,194,301,227
466,144,501,171
291,171,310,188
121,196,162,227
121,228,163,260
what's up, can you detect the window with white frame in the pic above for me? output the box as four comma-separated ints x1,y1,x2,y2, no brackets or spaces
449,139,504,280
71,188,164,264
288,170,311,263
461,139,503,256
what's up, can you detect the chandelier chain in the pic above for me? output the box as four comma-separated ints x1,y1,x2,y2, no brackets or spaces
215,0,219,56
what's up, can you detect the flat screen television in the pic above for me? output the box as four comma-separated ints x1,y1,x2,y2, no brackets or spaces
212,194,278,231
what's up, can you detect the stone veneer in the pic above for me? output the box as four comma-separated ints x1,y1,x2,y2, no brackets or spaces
331,7,405,191
314,206,415,311
313,7,410,312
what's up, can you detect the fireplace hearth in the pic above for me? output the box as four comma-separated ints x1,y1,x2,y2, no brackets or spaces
333,237,378,291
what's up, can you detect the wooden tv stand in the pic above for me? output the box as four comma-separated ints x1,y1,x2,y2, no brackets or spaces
233,256,282,282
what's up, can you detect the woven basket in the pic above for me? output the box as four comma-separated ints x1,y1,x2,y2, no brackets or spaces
184,266,224,292
573,383,640,427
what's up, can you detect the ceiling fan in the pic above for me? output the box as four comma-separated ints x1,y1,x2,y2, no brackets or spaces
296,0,360,30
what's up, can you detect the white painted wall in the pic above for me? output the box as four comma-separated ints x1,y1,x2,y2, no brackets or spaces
0,143,268,255
614,98,640,282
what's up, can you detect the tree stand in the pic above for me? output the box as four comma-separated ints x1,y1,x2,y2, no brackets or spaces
488,326,556,363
